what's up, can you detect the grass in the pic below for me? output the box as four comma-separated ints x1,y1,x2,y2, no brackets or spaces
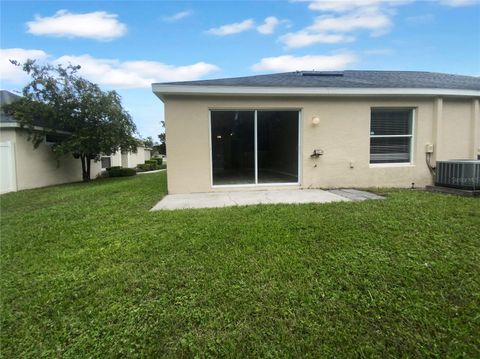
1,172,479,358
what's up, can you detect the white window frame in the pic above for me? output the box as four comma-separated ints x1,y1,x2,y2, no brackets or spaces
208,109,302,188
369,107,415,168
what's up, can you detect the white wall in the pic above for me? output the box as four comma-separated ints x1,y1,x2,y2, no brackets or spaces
0,128,158,192
123,146,148,168
441,99,474,160
144,149,151,161
110,151,122,167
1,128,106,191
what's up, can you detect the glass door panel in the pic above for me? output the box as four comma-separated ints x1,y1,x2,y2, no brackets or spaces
257,111,299,183
211,111,255,185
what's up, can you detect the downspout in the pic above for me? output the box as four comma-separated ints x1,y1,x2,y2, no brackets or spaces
427,97,444,179
425,152,435,177
472,98,479,159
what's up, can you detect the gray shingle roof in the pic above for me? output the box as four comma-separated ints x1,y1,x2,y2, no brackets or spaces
0,90,21,123
0,90,69,131
157,71,480,91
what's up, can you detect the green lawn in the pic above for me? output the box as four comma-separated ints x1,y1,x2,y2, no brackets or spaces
1,172,479,358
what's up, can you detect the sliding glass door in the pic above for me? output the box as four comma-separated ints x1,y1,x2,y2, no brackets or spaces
211,110,299,186
211,111,255,185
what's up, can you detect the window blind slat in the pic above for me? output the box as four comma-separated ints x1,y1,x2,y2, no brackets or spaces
371,110,412,136
370,109,413,164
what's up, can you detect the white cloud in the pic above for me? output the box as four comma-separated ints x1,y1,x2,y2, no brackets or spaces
279,8,389,49
0,48,219,88
406,13,434,24
257,16,281,34
438,0,479,6
55,55,219,88
304,0,412,12
281,0,410,48
251,53,357,72
207,19,255,35
307,9,392,34
26,10,127,41
364,48,395,56
280,31,354,48
0,48,49,83
162,10,192,22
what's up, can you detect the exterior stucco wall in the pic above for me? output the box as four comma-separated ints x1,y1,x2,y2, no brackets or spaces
126,146,147,167
441,99,474,160
0,127,16,142
121,152,129,167
12,129,103,190
164,95,480,194
110,151,122,167
120,146,148,168
144,149,151,161
0,129,155,191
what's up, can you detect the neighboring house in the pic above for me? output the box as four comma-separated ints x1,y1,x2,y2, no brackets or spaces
0,90,149,193
152,70,480,194
98,146,151,171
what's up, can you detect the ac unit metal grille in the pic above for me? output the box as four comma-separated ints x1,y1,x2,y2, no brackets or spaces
435,160,480,190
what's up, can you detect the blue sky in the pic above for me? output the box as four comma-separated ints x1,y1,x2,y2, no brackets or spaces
1,0,479,140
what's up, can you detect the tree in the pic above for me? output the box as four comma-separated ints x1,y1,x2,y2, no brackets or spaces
157,120,166,155
143,136,154,148
2,60,138,181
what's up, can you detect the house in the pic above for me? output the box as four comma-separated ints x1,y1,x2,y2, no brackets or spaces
0,90,151,193
152,70,480,194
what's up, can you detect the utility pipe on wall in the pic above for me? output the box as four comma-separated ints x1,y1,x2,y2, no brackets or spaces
472,98,480,159
432,97,443,162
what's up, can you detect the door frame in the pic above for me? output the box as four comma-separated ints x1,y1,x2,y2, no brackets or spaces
208,108,302,189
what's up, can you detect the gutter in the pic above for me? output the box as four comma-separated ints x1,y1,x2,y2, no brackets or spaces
0,121,72,135
151,84,480,102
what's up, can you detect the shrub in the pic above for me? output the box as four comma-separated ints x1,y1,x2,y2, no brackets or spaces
136,164,147,172
136,163,160,172
151,157,163,166
141,160,158,171
106,167,136,177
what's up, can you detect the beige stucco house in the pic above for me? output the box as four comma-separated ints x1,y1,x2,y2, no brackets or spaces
0,90,151,193
152,70,479,194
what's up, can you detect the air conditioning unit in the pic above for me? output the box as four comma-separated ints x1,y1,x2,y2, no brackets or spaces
435,160,480,190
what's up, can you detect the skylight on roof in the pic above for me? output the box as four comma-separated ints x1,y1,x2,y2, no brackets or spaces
301,71,344,77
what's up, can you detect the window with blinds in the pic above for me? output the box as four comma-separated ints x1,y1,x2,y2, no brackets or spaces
101,156,111,169
370,109,413,164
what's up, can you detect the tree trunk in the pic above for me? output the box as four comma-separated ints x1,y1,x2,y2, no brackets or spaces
80,154,90,182
86,156,91,182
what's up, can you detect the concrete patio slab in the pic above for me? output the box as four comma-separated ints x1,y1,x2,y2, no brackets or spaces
151,188,383,211
328,189,385,201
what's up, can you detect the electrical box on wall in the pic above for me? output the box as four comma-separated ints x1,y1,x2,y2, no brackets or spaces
425,143,434,153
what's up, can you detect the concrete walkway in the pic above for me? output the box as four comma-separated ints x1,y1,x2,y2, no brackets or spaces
137,169,166,175
151,188,383,211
